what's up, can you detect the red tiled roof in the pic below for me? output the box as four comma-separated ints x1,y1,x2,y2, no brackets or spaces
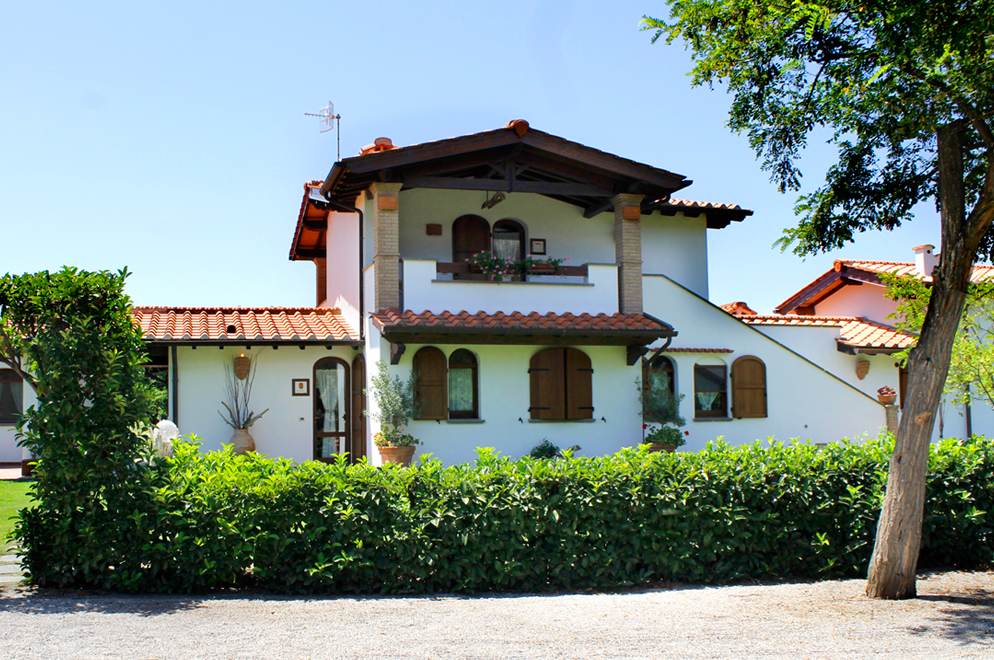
370,309,674,336
133,307,358,343
775,259,994,314
741,314,914,351
720,301,757,316
662,198,750,213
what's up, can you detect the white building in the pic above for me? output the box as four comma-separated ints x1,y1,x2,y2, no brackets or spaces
2,121,909,469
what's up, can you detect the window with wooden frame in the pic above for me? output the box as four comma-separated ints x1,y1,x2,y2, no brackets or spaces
730,356,767,419
0,370,22,425
414,347,448,420
528,347,594,421
452,215,491,281
447,349,479,419
694,362,727,418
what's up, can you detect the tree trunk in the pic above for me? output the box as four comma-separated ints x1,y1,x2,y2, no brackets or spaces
866,125,991,599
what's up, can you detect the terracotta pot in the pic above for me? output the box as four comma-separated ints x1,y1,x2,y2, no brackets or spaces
878,394,897,405
230,428,256,455
647,442,677,453
378,445,416,466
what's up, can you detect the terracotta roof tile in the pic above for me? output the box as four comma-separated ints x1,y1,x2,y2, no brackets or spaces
839,259,994,283
370,309,674,335
741,315,914,350
133,306,358,343
663,348,734,353
720,301,757,316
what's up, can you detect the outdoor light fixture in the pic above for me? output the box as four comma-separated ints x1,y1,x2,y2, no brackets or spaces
481,191,506,209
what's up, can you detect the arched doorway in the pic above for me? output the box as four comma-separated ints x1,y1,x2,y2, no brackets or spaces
313,357,350,463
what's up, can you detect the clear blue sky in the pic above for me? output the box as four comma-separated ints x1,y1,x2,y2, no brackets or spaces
1,1,940,314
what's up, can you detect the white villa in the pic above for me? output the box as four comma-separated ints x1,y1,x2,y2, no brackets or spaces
6,120,967,470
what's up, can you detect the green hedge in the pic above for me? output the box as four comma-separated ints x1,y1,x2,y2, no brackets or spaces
17,436,994,593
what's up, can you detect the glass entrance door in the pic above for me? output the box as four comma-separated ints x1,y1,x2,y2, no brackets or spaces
314,358,349,462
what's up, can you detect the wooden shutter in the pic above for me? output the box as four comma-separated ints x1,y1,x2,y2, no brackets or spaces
529,348,565,420
414,347,448,420
731,356,767,418
565,348,593,420
452,215,491,280
350,355,367,463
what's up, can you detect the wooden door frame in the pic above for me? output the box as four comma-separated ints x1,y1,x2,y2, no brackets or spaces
313,356,351,463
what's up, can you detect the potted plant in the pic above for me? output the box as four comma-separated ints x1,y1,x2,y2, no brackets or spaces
516,255,567,277
218,354,269,455
877,385,898,405
466,250,516,281
638,375,687,452
367,359,421,466
643,424,688,452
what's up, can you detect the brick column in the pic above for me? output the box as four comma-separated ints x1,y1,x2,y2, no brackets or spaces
612,193,644,314
314,257,327,306
371,182,403,311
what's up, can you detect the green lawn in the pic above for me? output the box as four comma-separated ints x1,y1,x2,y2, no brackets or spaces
0,481,34,551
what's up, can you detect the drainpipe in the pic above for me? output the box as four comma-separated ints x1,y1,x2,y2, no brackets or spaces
322,196,365,342
170,344,179,426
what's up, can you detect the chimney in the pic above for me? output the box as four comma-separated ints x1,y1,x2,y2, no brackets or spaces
913,244,938,278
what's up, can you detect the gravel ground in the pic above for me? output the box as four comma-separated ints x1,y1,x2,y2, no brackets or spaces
0,571,991,659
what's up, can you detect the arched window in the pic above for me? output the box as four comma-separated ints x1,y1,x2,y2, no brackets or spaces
731,356,767,418
452,215,491,281
529,347,593,420
694,361,727,418
644,354,676,395
0,370,22,425
492,219,526,262
413,347,448,420
448,349,479,419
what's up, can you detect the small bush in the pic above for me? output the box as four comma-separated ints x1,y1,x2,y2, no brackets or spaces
17,434,994,594
529,439,560,459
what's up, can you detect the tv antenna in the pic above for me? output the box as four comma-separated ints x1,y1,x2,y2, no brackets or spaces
305,101,342,161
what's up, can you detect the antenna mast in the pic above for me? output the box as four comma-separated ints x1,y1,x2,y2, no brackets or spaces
305,101,342,161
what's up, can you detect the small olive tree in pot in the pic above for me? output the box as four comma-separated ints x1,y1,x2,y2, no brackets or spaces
637,377,687,452
367,359,420,466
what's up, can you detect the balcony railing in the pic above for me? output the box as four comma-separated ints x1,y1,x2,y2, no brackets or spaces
435,262,589,279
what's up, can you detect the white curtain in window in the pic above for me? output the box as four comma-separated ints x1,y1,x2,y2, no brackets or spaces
696,391,718,410
316,367,339,433
492,234,520,261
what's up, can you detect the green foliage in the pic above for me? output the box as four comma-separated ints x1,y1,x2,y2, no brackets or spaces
529,439,560,459
645,425,687,447
643,0,994,257
374,429,419,447
2,267,159,588
27,434,994,594
882,271,994,409
367,359,418,432
638,377,686,426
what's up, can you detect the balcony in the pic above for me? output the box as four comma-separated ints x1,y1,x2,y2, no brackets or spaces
401,259,619,316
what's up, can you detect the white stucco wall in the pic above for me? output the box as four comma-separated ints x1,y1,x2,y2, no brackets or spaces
0,379,34,464
643,274,889,448
814,283,899,321
172,345,361,462
641,211,709,298
403,260,619,315
373,343,642,466
325,210,361,333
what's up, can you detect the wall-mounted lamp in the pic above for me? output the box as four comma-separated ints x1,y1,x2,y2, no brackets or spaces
233,354,251,381
481,191,506,210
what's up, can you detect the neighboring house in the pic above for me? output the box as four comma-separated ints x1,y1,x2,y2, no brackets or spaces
735,245,994,441
0,121,907,466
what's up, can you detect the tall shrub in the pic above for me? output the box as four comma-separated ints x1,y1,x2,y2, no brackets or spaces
1,268,158,587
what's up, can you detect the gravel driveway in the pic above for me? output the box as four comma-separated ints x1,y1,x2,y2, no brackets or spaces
0,571,991,659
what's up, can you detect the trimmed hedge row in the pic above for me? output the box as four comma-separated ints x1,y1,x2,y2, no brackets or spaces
17,436,994,593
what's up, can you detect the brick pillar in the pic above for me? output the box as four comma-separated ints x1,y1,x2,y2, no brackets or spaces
612,193,644,314
885,404,899,436
371,182,403,311
314,257,327,306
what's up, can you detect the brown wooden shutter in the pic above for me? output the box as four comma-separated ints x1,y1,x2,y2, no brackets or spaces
529,348,565,420
414,347,448,420
452,215,491,280
350,355,367,463
565,348,594,420
731,356,767,418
